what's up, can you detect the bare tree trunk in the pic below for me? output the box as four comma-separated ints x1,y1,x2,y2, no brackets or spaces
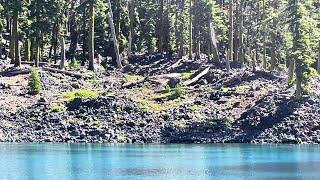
127,0,134,58
227,0,233,73
13,11,21,67
239,0,245,66
34,37,40,67
81,1,87,66
107,0,123,68
262,0,267,69
88,0,95,71
178,0,185,59
188,0,193,59
9,18,15,63
25,39,30,62
317,41,320,74
69,1,79,60
60,36,66,70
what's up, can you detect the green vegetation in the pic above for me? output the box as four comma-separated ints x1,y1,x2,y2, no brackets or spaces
182,72,193,79
173,120,187,128
28,69,42,95
69,58,80,69
51,103,66,112
124,74,144,83
172,85,185,99
61,89,99,101
117,134,126,143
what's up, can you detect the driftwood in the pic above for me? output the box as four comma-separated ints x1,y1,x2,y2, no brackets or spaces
42,67,82,78
183,67,210,86
0,69,31,77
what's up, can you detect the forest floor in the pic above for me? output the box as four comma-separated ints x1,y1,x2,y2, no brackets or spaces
0,54,320,144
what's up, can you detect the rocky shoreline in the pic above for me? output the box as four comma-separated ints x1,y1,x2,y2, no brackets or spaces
0,57,320,144
1,85,319,144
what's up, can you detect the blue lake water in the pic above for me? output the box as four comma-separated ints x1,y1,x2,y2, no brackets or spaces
0,144,319,180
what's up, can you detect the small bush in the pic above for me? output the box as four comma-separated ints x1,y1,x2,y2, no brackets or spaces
61,89,99,101
163,85,171,94
28,69,42,94
69,58,80,69
172,85,185,99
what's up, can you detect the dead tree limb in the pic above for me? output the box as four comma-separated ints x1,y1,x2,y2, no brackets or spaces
183,67,210,86
42,67,82,78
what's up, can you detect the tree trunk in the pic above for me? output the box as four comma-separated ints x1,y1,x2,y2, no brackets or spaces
25,39,30,62
88,0,95,71
34,37,40,67
296,74,302,99
317,41,320,74
107,0,122,68
239,0,245,66
81,4,87,66
234,0,239,62
13,12,20,67
227,0,233,73
9,19,15,63
262,0,267,69
127,0,134,58
270,17,277,71
288,58,295,83
178,0,185,59
0,31,2,59
60,36,66,70
188,0,193,59
158,0,164,53
69,1,79,60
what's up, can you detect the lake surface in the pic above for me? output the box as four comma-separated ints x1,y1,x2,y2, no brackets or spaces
0,144,319,180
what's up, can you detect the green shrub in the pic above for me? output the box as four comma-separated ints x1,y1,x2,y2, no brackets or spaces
61,89,99,101
69,58,80,69
163,85,171,94
172,85,185,99
28,69,42,94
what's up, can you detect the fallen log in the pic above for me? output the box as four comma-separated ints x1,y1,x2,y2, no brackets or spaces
183,67,210,86
213,71,246,90
254,70,287,79
0,69,31,77
42,67,82,78
122,77,149,88
22,61,60,68
150,73,182,79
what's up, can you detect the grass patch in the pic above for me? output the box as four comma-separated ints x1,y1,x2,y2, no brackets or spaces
61,89,99,101
106,92,117,97
182,72,193,79
124,74,144,83
190,105,203,111
28,68,42,94
51,103,66,112
173,120,187,128
171,85,185,99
